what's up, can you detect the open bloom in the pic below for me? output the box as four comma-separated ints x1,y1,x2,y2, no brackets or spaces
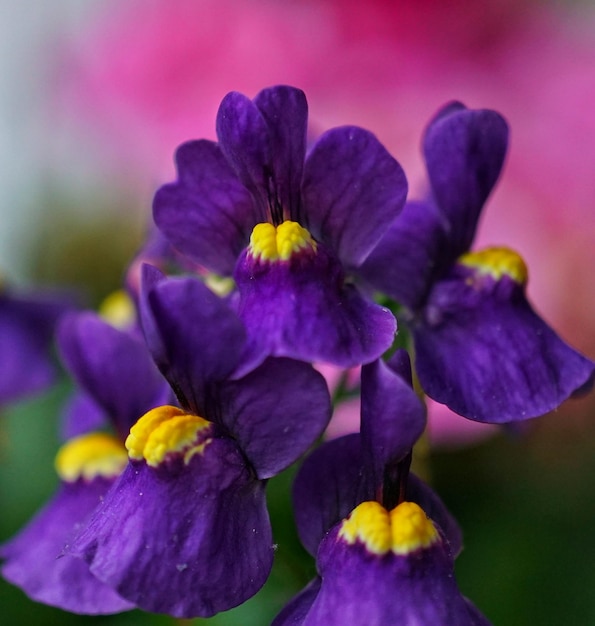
1,304,169,613
361,102,594,422
153,85,406,370
274,351,487,625
67,265,332,618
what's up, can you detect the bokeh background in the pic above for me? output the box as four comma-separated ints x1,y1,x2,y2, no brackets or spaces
1,0,594,624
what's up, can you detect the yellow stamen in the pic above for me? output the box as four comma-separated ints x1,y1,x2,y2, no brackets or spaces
458,246,528,284
339,501,439,555
248,220,317,262
55,432,128,482
98,289,136,329
125,405,213,467
390,501,440,555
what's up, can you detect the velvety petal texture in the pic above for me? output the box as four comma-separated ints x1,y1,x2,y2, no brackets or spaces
423,102,509,262
360,354,426,487
252,85,308,217
302,125,407,269
217,357,331,479
0,479,133,614
58,311,169,438
281,518,490,626
414,264,595,422
293,434,362,557
70,437,271,618
152,85,406,368
234,245,396,368
140,267,247,414
153,140,258,275
359,199,448,310
216,90,275,209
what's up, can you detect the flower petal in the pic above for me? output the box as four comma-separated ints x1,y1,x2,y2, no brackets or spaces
359,200,448,310
360,356,426,488
218,357,331,479
153,139,257,275
70,439,271,618
414,271,595,422
140,268,246,416
1,480,133,614
58,312,169,438
302,126,407,269
406,474,463,558
292,434,363,557
423,102,509,261
0,289,73,404
272,578,322,626
234,246,396,369
60,390,108,441
216,90,272,210
254,85,308,220
302,518,489,626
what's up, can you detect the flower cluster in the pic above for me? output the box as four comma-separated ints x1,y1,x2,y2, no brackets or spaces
1,86,593,623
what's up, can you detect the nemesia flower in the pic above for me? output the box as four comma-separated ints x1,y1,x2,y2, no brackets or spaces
361,102,595,423
0,281,73,406
0,302,169,614
67,265,332,618
57,0,595,448
153,85,405,370
274,351,487,625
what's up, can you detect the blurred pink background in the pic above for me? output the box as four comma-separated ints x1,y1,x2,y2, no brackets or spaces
3,0,594,445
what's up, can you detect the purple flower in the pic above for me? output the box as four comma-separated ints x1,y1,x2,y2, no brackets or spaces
0,284,74,405
153,85,406,369
274,352,489,626
1,307,168,614
361,102,594,422
67,266,332,618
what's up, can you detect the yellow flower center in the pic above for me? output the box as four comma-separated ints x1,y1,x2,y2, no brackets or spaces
125,405,214,467
54,432,128,482
248,220,317,262
339,501,439,555
458,246,528,285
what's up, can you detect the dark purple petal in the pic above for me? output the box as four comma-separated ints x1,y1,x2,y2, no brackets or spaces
385,348,413,386
406,474,463,558
414,271,595,422
140,269,246,416
218,358,331,479
292,434,363,557
0,310,56,404
0,289,74,404
70,438,271,618
360,357,426,488
302,126,407,269
1,479,133,614
58,312,168,438
153,140,258,275
359,200,449,309
254,86,308,219
216,91,272,210
234,245,396,369
60,390,107,442
423,103,509,260
303,522,490,626
272,578,321,626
